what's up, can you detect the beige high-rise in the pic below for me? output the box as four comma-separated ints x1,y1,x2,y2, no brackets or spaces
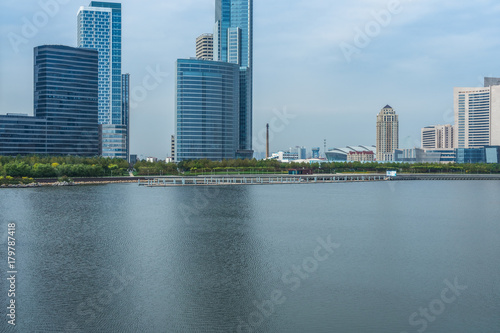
376,105,399,161
196,33,213,60
421,125,454,149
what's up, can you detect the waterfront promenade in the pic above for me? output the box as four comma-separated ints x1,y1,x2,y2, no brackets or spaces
137,173,500,187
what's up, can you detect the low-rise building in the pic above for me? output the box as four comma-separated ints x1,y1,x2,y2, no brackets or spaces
347,151,375,162
325,145,376,162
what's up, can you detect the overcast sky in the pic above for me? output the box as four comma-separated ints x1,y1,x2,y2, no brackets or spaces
1,0,500,159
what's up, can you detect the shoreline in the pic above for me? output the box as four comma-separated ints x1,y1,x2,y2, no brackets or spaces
2,173,500,188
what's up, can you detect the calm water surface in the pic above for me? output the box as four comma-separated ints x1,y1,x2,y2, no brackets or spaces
0,181,499,332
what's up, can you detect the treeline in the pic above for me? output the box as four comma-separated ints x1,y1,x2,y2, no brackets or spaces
1,156,499,178
0,156,130,178
175,159,500,174
133,160,179,176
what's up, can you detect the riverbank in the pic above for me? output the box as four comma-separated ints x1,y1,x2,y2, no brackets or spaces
138,173,500,187
2,173,500,188
1,178,141,188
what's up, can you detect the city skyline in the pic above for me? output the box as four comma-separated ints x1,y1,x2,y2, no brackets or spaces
2,1,500,158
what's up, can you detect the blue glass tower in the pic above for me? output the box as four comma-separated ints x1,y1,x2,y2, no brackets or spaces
175,59,240,161
214,0,253,157
175,0,253,161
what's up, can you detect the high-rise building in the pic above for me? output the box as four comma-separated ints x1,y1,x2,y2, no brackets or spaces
175,59,240,161
376,105,399,162
78,1,128,159
214,0,253,158
34,45,99,156
1,45,99,156
421,125,454,150
175,0,253,161
196,33,213,60
454,85,500,148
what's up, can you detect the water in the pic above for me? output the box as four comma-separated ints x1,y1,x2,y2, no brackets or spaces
0,181,499,332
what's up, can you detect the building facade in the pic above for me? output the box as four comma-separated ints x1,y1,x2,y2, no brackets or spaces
78,2,128,159
214,0,253,158
175,0,253,161
171,135,175,161
376,105,399,161
421,124,454,150
1,45,99,157
0,114,48,155
454,85,500,149
326,146,376,162
347,151,374,162
34,45,99,156
175,59,240,161
122,73,130,160
196,33,213,60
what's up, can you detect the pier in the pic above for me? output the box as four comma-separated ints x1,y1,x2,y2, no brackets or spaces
138,174,387,187
137,173,500,187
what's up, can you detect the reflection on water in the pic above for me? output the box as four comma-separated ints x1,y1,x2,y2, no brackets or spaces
0,181,499,332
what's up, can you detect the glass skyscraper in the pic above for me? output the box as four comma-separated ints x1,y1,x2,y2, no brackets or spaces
34,45,99,156
175,0,253,161
77,1,128,160
0,45,99,157
214,0,253,157
175,59,240,161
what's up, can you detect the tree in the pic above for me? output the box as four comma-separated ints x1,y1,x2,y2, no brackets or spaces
108,164,119,176
4,162,31,177
33,163,57,178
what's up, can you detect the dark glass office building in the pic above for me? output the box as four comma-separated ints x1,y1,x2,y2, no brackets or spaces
34,45,99,156
0,45,99,157
0,114,47,155
175,59,240,161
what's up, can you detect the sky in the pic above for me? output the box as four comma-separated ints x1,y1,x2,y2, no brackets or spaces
1,0,500,159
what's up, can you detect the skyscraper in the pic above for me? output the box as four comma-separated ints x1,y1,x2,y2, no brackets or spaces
214,0,253,157
77,1,128,159
196,33,214,60
454,85,500,148
175,59,240,161
34,45,99,156
1,45,99,157
175,0,253,161
376,105,399,161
